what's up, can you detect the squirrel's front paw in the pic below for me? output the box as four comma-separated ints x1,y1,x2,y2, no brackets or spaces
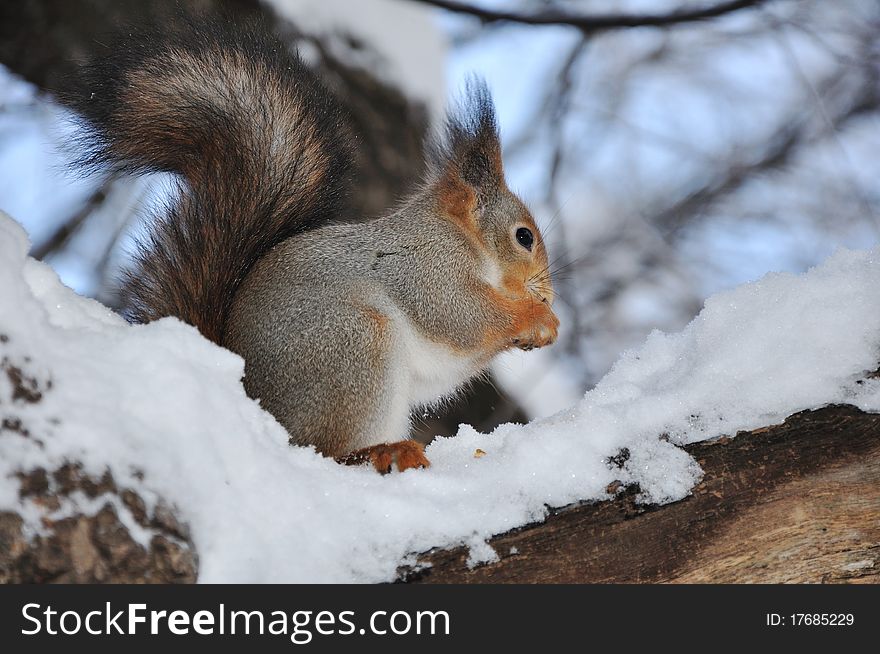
337,441,430,474
512,303,559,351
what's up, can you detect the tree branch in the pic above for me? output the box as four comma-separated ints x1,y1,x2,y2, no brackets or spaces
30,183,110,261
406,0,771,33
408,404,880,583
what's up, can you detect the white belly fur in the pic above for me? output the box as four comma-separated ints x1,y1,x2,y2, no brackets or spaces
394,312,479,409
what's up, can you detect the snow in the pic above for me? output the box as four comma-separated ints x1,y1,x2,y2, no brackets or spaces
465,537,499,569
0,209,878,582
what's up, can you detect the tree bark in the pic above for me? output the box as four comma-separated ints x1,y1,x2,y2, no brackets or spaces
409,404,880,583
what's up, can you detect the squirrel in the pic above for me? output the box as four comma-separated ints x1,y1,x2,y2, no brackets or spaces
68,18,559,473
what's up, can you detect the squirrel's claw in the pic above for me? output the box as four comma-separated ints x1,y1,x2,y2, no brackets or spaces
337,441,430,474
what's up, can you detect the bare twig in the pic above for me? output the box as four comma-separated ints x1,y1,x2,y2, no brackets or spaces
406,0,771,33
652,73,880,236
771,16,880,235
30,182,111,261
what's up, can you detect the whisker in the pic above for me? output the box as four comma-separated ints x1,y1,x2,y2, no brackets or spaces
529,251,569,282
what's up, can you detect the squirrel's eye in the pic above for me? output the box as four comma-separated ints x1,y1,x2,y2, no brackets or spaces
515,227,534,251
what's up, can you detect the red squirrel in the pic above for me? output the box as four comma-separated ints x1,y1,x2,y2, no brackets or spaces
69,18,558,473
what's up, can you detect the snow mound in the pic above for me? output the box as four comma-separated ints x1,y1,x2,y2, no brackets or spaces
0,210,878,582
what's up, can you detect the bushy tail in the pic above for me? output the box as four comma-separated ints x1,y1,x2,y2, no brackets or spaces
67,18,353,343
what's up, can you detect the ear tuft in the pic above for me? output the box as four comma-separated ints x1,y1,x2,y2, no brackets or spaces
431,77,503,193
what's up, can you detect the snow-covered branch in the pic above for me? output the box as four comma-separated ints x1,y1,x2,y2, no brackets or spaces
1,210,878,582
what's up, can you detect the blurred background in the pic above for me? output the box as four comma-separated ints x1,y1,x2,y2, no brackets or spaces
1,0,878,438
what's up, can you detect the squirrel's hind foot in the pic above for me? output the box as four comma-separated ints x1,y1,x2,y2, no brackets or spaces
337,440,430,474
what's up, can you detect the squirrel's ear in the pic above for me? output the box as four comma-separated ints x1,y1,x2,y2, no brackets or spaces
431,79,503,224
